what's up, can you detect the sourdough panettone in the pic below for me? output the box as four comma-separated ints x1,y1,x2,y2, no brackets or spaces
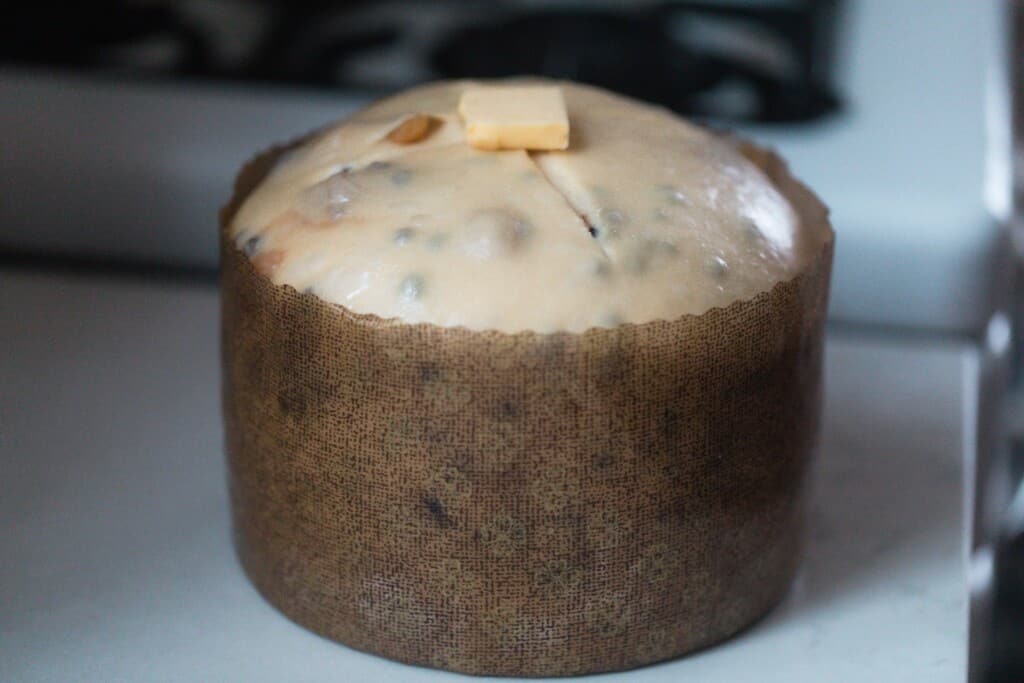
220,79,833,676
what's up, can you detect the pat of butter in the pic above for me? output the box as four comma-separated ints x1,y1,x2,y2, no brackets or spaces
458,86,569,151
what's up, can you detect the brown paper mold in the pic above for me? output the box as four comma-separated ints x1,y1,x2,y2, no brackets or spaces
220,136,833,677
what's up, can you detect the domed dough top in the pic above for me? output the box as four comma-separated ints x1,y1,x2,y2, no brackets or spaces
230,80,831,333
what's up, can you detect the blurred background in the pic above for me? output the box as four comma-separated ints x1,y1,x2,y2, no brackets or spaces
1,1,1021,681
0,0,1006,333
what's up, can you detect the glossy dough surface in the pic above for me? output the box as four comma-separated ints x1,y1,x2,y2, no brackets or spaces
230,80,830,333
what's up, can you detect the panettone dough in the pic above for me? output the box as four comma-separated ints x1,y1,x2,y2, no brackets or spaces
230,80,830,332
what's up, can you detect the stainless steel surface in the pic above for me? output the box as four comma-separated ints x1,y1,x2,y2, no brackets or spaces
976,2,1024,680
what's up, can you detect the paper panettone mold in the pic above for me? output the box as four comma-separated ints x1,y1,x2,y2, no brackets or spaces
220,82,833,677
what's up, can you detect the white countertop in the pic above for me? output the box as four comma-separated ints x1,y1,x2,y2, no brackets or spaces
0,270,970,682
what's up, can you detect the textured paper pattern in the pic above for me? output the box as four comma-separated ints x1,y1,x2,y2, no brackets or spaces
220,138,833,677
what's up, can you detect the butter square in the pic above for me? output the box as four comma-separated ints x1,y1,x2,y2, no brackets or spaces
458,86,569,151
